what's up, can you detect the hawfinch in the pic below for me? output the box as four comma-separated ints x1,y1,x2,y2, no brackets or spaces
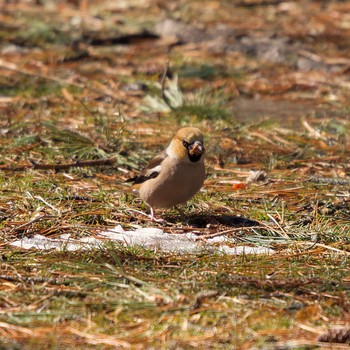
129,127,206,220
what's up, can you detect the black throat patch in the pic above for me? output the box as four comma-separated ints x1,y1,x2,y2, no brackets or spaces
182,140,203,163
188,152,202,162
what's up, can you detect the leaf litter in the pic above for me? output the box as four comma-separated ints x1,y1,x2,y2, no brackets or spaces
0,0,350,349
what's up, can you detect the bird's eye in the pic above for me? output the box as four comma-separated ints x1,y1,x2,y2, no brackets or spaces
182,140,189,148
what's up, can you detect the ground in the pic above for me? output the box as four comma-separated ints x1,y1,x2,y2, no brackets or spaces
0,0,349,349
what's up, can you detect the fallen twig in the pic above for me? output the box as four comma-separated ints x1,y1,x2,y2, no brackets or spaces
0,157,115,172
236,0,286,7
318,328,350,344
194,226,263,241
0,322,34,336
0,274,64,285
195,220,289,241
309,176,350,186
67,328,131,348
310,243,350,256
10,215,56,233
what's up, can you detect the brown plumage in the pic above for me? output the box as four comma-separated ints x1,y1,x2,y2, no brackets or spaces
129,127,206,220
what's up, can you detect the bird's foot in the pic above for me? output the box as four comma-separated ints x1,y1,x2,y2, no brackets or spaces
149,207,165,223
128,208,165,223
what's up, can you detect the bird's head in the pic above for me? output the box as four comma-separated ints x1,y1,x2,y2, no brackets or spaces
167,127,205,163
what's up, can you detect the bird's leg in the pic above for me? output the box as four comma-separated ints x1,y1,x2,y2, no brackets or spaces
150,207,155,220
127,208,164,223
149,207,165,223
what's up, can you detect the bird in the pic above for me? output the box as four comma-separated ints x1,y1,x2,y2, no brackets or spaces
128,127,206,221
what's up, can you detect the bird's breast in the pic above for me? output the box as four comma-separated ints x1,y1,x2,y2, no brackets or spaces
139,160,205,209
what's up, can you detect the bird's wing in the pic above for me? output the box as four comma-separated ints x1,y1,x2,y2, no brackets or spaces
127,151,167,186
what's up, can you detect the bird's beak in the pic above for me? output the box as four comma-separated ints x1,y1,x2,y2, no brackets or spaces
188,140,204,157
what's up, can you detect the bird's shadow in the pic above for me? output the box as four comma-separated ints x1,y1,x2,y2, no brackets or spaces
163,213,260,228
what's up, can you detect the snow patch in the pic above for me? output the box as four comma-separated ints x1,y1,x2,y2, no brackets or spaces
10,225,274,255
